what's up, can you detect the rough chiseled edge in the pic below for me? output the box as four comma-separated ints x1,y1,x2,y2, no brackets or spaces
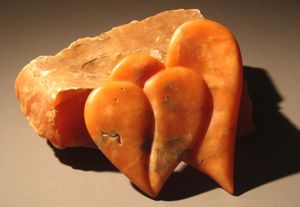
15,57,57,141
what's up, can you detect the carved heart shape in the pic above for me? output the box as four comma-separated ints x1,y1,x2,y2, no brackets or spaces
84,81,155,197
166,19,243,193
84,18,243,197
144,67,210,195
109,55,210,196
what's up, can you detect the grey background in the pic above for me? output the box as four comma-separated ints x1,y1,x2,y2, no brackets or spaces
1,0,299,206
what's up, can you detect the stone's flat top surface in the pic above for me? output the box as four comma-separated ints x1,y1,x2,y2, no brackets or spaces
1,1,300,207
20,9,202,91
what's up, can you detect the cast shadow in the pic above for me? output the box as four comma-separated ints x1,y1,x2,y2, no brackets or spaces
131,164,218,201
234,66,300,195
49,66,300,200
48,141,117,171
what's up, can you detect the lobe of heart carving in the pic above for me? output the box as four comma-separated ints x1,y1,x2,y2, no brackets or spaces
144,67,210,195
84,81,155,197
166,19,242,193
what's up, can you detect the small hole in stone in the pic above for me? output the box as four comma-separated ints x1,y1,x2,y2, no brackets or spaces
120,87,124,91
101,130,121,144
114,98,118,102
